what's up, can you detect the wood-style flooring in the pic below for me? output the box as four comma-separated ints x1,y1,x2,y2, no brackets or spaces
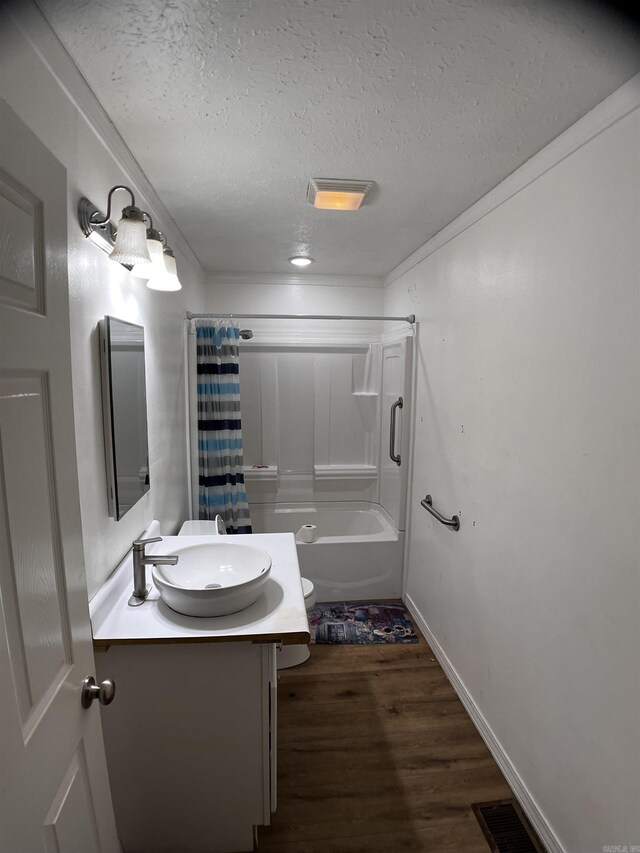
258,622,513,852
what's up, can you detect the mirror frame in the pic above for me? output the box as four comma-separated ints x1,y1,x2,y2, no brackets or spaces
99,316,150,520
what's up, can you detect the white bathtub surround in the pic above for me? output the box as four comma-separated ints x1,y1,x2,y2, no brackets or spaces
196,277,414,532
312,464,378,480
234,335,412,520
354,342,382,395
244,464,278,480
386,79,640,853
251,502,404,601
187,308,414,524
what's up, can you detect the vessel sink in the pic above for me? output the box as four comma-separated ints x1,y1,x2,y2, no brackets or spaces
151,542,272,617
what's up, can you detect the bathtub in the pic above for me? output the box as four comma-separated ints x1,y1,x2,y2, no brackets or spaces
249,501,404,602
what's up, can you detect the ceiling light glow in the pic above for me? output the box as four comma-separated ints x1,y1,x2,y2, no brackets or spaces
313,190,365,210
307,178,376,211
289,256,314,267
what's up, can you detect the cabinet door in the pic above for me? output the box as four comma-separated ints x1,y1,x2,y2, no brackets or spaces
98,642,266,853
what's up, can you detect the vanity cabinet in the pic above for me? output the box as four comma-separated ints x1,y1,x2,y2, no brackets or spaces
89,526,309,853
96,640,277,853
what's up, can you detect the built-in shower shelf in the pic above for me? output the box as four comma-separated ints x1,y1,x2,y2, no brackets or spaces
313,464,378,480
244,465,278,480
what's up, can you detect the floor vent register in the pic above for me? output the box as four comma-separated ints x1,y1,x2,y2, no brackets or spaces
472,800,546,853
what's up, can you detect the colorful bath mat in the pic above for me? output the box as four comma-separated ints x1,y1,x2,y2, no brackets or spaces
309,600,419,645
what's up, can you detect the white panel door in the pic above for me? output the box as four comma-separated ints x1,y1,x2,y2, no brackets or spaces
0,100,120,852
379,337,413,530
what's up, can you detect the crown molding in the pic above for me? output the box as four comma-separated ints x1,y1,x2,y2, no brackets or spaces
208,272,384,289
385,72,640,287
14,1,202,273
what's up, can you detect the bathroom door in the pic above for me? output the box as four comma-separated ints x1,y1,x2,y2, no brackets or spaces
379,336,412,530
0,101,120,852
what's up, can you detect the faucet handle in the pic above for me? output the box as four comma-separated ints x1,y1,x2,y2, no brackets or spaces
133,536,162,549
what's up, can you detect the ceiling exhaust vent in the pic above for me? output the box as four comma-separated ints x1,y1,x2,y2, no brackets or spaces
472,800,546,853
307,178,375,210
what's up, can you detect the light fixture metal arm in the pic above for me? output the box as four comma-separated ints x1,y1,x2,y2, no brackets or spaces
91,185,137,226
140,211,167,247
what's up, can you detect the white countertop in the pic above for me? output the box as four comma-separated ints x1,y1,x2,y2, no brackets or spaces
90,520,310,648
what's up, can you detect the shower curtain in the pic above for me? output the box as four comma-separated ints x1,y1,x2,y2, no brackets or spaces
195,321,252,533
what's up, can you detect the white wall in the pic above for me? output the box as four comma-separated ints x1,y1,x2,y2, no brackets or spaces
385,82,640,852
0,6,206,598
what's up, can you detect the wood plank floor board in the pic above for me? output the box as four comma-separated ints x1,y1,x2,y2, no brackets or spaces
258,623,513,852
278,667,457,706
257,819,490,853
277,735,494,778
277,753,501,790
277,702,476,744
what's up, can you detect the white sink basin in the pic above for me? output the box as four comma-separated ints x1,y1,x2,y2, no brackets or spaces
151,542,272,617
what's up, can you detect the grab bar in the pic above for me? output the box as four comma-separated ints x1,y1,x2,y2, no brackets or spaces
420,495,460,531
389,396,403,466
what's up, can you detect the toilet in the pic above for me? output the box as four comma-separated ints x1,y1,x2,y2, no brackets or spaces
178,517,315,668
277,577,316,670
178,516,226,536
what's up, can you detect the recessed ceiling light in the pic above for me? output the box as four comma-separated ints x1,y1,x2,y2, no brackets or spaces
289,256,314,267
307,178,376,211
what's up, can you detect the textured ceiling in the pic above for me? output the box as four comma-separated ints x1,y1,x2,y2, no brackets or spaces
37,0,640,277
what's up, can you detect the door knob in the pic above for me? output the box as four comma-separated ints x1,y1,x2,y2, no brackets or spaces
81,675,116,709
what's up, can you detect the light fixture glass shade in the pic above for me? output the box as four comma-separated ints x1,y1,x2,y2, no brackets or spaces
307,179,375,210
313,190,365,210
109,216,151,266
146,248,182,291
131,237,165,280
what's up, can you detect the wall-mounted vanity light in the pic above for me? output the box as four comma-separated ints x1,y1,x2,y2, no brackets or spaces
130,218,166,280
131,211,182,291
146,245,182,291
79,185,182,290
78,185,151,266
128,213,182,291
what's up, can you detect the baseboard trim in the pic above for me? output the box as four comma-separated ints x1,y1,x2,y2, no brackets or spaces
404,593,565,853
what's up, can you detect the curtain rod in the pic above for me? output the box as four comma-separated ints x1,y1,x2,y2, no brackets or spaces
186,311,415,324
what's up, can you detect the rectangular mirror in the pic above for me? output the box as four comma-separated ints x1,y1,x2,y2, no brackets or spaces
99,316,150,520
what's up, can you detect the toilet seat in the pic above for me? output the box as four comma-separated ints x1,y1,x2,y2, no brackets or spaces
178,516,226,535
302,577,316,609
277,576,314,670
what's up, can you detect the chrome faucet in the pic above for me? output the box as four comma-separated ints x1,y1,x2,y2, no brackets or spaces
129,536,179,607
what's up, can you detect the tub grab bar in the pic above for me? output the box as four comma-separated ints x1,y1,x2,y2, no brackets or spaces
420,495,460,531
389,396,403,466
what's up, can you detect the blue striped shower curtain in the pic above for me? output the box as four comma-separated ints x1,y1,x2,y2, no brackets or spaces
195,322,252,533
